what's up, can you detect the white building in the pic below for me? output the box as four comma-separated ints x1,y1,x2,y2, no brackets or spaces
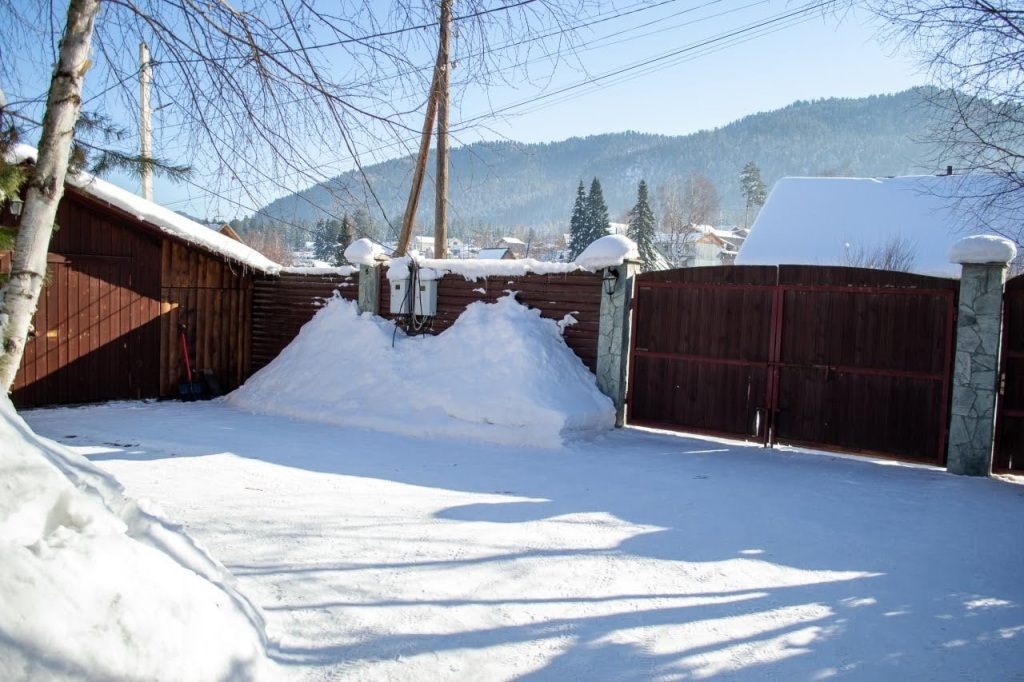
736,174,1015,278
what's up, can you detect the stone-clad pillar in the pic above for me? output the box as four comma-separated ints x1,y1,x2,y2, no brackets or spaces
946,235,1016,475
596,260,639,427
357,261,386,315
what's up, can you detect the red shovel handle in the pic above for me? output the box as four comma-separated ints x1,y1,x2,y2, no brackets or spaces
179,327,193,382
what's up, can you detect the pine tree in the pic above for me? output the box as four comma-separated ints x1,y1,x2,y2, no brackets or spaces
568,180,588,260
627,180,658,272
584,177,611,250
313,218,340,261
337,215,355,264
0,97,27,252
740,161,767,229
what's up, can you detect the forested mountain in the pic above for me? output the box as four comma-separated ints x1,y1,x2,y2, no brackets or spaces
251,87,944,242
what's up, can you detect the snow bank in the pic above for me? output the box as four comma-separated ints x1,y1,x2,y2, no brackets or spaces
227,295,614,447
0,397,269,681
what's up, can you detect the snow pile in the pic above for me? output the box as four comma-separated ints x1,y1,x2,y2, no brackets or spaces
948,234,1018,264
575,234,639,271
737,175,1015,278
0,397,270,681
227,295,614,447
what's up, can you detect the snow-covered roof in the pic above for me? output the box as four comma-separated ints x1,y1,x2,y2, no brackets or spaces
477,248,513,260
9,144,280,275
736,175,1015,278
499,237,526,245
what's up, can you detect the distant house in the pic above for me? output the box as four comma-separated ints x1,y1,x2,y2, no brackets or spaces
498,236,527,257
411,235,437,257
477,247,515,260
404,235,473,258
1,145,279,408
736,175,1014,278
656,225,742,268
203,222,244,243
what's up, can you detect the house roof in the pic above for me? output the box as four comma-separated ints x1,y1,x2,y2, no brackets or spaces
203,222,244,243
10,144,279,274
477,248,513,260
735,175,1015,278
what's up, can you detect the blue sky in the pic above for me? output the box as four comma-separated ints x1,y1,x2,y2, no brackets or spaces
96,1,927,219
450,3,923,145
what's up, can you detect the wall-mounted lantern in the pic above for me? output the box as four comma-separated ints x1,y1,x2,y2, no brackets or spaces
9,197,24,217
602,267,619,296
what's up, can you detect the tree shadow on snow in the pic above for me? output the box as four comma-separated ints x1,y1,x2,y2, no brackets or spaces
20,400,1024,680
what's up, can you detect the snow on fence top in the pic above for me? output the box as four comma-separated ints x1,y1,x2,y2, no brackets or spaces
9,144,281,275
736,175,1016,278
381,235,639,281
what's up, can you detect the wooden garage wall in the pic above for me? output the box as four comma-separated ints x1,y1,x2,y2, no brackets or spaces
5,191,164,407
160,241,255,397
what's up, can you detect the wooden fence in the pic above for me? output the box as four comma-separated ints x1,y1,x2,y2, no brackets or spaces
628,265,959,464
380,269,602,372
250,270,359,374
996,272,1024,472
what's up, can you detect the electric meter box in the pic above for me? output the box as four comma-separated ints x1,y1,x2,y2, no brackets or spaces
389,277,411,315
414,279,437,316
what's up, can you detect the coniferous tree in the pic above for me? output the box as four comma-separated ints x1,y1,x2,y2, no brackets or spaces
568,180,588,260
0,98,27,253
313,218,340,261
337,215,355,264
584,177,611,250
740,161,767,228
627,180,658,272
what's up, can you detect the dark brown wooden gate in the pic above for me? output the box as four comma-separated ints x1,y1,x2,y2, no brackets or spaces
995,273,1024,472
628,265,958,465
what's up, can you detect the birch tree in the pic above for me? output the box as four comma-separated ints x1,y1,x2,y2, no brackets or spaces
0,0,99,390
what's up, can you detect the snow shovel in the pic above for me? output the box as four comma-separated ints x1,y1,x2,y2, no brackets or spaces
177,323,207,400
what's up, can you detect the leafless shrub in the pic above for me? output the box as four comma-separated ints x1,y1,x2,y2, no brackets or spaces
841,234,917,272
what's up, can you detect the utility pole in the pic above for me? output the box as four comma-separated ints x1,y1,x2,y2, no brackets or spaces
139,41,152,201
434,0,452,259
395,62,441,256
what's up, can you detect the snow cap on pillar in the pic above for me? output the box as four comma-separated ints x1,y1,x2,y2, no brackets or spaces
948,234,1017,265
574,234,639,271
345,238,389,266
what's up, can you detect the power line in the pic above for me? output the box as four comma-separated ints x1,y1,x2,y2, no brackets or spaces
148,0,787,202
160,0,541,66
11,0,838,226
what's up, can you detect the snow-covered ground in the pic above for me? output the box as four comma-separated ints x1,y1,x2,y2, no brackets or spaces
9,291,1024,680
20,401,1024,680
